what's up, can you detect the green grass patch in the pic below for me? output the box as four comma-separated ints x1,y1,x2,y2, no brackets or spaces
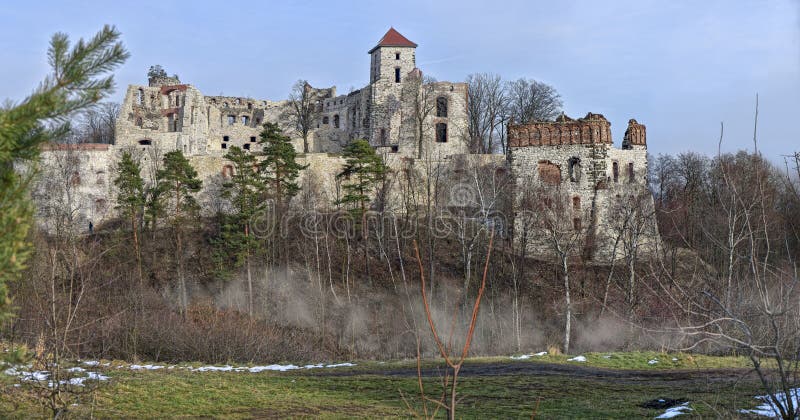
0,353,771,419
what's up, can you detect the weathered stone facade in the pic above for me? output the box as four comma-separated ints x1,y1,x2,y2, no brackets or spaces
509,114,659,260
32,28,659,262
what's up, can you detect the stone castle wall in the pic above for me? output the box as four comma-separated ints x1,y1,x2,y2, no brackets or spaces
32,29,660,263
509,115,658,260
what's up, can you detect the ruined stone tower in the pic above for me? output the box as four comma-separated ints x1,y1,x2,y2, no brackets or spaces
367,28,418,149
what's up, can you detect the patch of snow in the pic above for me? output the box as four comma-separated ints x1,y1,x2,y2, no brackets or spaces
325,363,355,368
568,356,587,362
648,359,659,365
246,365,299,373
671,358,678,362
82,361,100,367
4,366,109,388
603,355,612,359
63,371,109,387
303,364,324,369
511,351,548,360
740,387,800,418
655,402,692,418
130,364,165,370
192,365,237,372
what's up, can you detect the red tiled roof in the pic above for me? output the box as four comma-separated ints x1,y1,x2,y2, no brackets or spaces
368,27,417,53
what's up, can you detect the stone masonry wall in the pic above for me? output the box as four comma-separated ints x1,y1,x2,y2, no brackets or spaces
509,114,658,261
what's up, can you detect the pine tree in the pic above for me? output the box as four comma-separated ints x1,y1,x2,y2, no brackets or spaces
218,146,265,316
0,26,128,327
114,151,146,285
336,139,388,286
156,150,202,312
259,122,308,210
259,123,308,267
336,139,388,216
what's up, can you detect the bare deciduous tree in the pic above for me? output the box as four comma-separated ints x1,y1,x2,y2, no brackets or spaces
521,184,586,354
506,78,563,124
287,80,320,154
466,73,508,154
402,71,437,159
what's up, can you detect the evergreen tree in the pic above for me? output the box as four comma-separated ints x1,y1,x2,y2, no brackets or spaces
0,26,127,327
217,146,265,315
156,150,202,312
259,122,308,267
259,122,308,210
114,151,146,286
336,139,388,215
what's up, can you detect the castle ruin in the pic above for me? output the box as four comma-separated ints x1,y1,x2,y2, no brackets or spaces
32,28,659,261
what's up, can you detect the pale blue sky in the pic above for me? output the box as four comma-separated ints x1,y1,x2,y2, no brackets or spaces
1,0,798,160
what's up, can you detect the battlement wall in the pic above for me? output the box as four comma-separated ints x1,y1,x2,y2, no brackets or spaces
508,112,613,148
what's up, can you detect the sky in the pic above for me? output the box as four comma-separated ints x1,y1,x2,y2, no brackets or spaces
1,0,798,161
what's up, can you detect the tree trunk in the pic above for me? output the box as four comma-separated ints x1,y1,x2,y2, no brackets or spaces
246,224,253,317
562,254,571,354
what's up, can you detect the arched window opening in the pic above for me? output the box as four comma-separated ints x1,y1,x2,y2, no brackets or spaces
333,114,340,128
137,89,144,106
135,117,143,127
322,116,329,125
241,115,250,125
435,123,448,143
573,218,582,231
380,128,387,146
612,161,619,183
627,162,635,182
537,160,561,185
436,97,448,118
568,157,582,182
573,196,581,211
227,115,235,125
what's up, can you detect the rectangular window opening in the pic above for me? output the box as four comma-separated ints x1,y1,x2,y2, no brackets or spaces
395,68,401,83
